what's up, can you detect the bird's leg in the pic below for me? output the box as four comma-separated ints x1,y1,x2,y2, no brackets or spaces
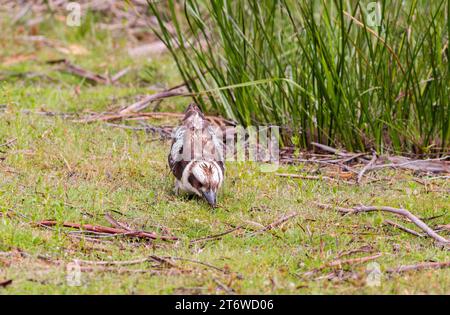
174,180,181,195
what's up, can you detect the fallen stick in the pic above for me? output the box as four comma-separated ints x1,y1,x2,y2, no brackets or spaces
303,253,382,277
353,206,448,245
434,224,450,232
119,89,187,114
279,157,357,172
85,255,240,277
366,156,449,174
311,142,359,158
336,245,375,259
276,173,355,185
387,261,450,274
76,111,234,127
104,213,131,231
36,220,179,241
104,122,172,139
78,111,182,123
0,138,17,148
357,151,377,184
383,219,424,237
317,203,449,246
77,255,176,268
64,63,108,84
247,212,299,237
311,142,449,173
422,175,450,181
327,252,383,268
110,66,131,83
49,59,110,84
190,226,243,244
213,278,236,294
76,266,165,274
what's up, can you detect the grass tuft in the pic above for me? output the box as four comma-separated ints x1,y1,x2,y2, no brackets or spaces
150,0,449,155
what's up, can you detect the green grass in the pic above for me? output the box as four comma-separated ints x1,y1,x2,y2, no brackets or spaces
0,7,449,295
150,0,449,155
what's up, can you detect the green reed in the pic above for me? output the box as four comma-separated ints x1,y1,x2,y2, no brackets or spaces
149,0,449,154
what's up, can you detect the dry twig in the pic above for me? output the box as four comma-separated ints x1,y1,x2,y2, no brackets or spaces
119,89,187,114
190,226,243,244
357,150,377,184
317,203,449,246
387,261,450,274
303,253,382,277
311,142,354,157
276,173,354,185
214,278,236,294
336,245,375,259
48,59,110,84
0,138,17,148
104,213,131,231
36,220,179,241
383,219,424,237
247,212,299,237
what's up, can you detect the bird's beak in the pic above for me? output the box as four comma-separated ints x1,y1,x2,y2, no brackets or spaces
202,190,217,207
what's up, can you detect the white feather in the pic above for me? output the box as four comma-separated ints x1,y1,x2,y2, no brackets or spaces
170,126,185,161
192,163,208,184
179,161,201,196
190,113,204,129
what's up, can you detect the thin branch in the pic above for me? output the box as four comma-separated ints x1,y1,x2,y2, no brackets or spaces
317,203,449,245
311,142,354,157
336,245,375,259
110,67,131,83
387,261,450,274
276,173,355,185
76,255,177,268
213,278,236,294
247,212,299,237
104,213,131,231
76,266,165,274
190,226,243,244
119,89,188,114
368,156,449,174
0,138,17,148
36,220,179,241
49,59,110,84
434,224,450,232
383,219,424,237
326,252,382,268
303,253,382,277
357,150,377,184
104,122,172,139
279,157,357,173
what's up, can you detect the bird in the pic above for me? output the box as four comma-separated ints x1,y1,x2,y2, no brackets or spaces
168,103,224,207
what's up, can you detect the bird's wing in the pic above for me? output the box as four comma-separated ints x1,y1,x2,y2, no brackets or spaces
168,103,225,179
168,125,188,180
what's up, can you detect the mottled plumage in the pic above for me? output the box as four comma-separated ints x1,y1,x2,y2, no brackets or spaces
168,103,224,207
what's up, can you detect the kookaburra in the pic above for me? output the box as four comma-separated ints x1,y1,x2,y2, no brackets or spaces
168,103,224,207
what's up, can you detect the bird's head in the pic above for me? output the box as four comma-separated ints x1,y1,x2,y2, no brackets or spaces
188,161,223,207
